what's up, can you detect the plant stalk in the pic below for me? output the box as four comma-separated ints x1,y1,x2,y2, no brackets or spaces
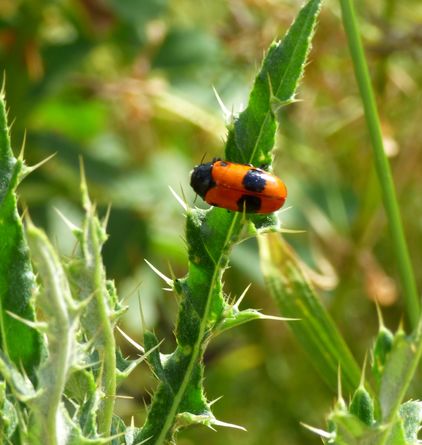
339,0,420,330
154,212,241,444
92,220,116,436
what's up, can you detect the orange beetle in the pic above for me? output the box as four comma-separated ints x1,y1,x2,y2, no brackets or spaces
190,160,287,214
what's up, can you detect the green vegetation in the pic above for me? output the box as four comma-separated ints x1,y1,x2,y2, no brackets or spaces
0,0,421,444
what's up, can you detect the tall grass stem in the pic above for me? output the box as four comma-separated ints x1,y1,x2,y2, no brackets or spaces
339,0,420,330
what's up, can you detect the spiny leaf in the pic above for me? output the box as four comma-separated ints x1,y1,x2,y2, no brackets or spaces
0,93,42,375
226,0,322,167
215,307,294,335
137,1,323,443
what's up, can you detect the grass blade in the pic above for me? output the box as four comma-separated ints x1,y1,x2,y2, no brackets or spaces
258,232,362,393
339,0,419,330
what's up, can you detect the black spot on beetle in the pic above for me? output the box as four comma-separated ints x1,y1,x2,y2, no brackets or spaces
242,169,266,193
237,195,261,213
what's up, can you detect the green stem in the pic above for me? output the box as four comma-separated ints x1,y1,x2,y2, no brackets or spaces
92,219,116,436
26,225,75,445
154,213,241,444
339,0,420,330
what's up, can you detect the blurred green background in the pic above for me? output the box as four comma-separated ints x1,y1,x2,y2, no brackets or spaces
1,0,421,443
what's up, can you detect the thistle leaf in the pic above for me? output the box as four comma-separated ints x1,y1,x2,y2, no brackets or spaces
136,1,323,443
226,0,322,167
0,93,41,375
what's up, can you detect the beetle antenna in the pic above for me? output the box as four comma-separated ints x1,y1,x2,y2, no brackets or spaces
200,152,207,164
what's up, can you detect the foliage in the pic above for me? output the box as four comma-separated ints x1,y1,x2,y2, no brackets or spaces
0,0,421,444
0,90,138,443
0,90,41,375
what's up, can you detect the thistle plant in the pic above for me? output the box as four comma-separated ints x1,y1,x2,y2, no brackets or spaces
136,0,324,442
0,0,421,444
0,1,323,442
0,88,138,443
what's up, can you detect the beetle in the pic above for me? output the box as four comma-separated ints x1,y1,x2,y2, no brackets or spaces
190,159,287,214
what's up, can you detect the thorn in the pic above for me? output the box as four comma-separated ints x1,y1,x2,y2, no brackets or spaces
1,71,6,97
239,200,248,224
279,205,293,213
279,228,306,234
70,239,79,258
54,207,80,233
144,259,173,287
23,209,34,228
300,422,332,439
209,395,223,406
8,115,16,131
360,353,368,387
257,313,299,322
79,156,90,210
62,392,78,409
167,261,177,281
17,359,35,392
121,280,143,305
116,325,145,353
142,395,149,410
212,418,246,432
75,359,102,372
375,300,385,329
73,288,97,314
18,130,27,161
136,436,153,445
169,186,188,212
96,432,126,444
179,184,189,210
19,206,29,223
102,203,112,230
267,72,275,100
22,152,57,178
398,317,405,333
114,394,134,400
212,86,231,121
270,89,302,113
233,284,252,310
138,294,146,333
6,311,48,332
83,330,101,352
140,339,166,377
